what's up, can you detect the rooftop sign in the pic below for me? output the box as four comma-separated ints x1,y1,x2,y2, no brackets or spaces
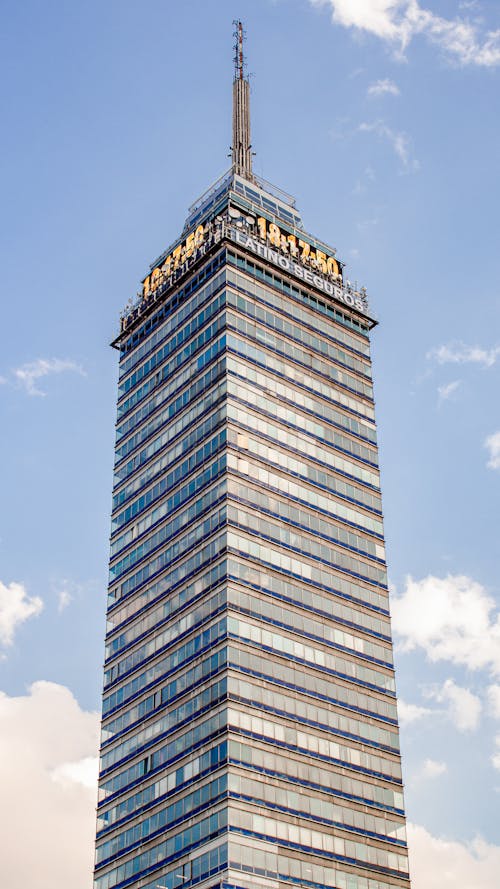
229,224,367,314
118,211,371,337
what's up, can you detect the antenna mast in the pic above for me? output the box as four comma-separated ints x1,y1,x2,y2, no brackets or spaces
231,20,253,180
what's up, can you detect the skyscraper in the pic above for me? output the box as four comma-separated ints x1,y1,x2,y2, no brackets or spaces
94,22,411,889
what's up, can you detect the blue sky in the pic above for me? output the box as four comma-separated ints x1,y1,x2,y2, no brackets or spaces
1,1,499,887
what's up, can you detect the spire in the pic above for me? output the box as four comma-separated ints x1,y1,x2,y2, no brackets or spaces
231,20,253,180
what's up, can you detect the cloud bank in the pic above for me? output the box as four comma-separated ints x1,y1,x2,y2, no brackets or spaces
0,681,99,889
408,823,500,889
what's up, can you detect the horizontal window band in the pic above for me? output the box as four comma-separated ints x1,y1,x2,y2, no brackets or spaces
227,491,385,562
231,724,403,788
227,358,375,448
109,491,227,582
228,789,406,845
227,660,397,727
227,393,379,472
227,572,392,642
103,621,227,717
228,825,408,881
226,438,382,517
225,333,375,426
227,550,389,616
228,692,399,756
227,524,387,590
225,295,372,385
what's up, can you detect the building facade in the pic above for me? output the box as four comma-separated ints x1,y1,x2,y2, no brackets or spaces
93,25,411,889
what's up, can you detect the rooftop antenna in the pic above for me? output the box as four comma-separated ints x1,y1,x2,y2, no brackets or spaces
231,20,253,181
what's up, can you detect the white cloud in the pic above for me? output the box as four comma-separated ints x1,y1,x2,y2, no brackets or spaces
420,757,448,779
428,341,500,367
0,580,43,647
359,119,419,170
392,574,500,676
487,685,500,719
368,77,400,96
13,358,85,396
484,431,500,470
353,165,376,194
408,822,500,889
51,756,99,789
437,379,461,402
492,735,500,771
397,698,432,726
428,678,482,732
0,681,99,889
57,590,72,613
357,216,380,230
310,0,500,67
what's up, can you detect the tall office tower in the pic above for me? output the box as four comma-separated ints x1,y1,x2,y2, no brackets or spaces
94,22,411,889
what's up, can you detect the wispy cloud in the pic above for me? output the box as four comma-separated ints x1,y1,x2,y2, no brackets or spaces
493,735,500,771
420,758,448,779
428,342,500,368
310,0,500,67
57,590,72,613
0,580,43,648
357,216,380,231
12,358,86,397
438,379,461,403
367,78,400,97
353,165,376,194
484,431,500,470
359,119,419,171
